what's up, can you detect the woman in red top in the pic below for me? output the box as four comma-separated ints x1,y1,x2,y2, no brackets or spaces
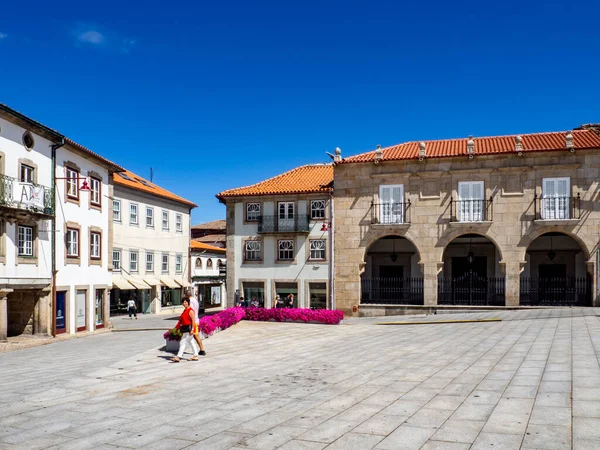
171,298,199,362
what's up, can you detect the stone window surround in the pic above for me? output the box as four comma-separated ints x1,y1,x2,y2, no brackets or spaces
18,157,38,184
239,278,268,306
271,279,299,306
93,285,109,330
22,131,35,150
304,279,329,309
88,226,102,266
16,221,39,265
0,219,5,264
242,236,263,264
309,199,328,221
55,287,71,334
112,248,122,272
74,286,89,332
64,161,81,205
65,221,81,265
276,235,297,264
88,171,103,211
307,237,328,263
245,202,262,223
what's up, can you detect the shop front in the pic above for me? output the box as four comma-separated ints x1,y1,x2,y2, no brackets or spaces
195,280,225,311
160,278,182,308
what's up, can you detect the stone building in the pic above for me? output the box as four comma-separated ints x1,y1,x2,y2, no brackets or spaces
190,240,226,311
191,219,226,249
334,126,600,316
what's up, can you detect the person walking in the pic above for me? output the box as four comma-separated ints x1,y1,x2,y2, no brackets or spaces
286,294,294,308
187,290,206,356
170,297,198,362
273,295,280,308
127,297,137,319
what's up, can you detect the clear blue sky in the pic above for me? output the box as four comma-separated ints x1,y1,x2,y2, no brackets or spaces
1,1,599,223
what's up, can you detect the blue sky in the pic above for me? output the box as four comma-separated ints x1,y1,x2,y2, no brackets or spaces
1,0,599,223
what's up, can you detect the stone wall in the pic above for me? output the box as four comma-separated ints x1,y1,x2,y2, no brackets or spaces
334,150,600,315
7,289,51,336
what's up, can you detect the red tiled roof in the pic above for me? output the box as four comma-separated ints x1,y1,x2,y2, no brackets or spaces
190,241,226,253
64,138,124,172
194,234,226,243
113,169,197,208
216,164,333,200
342,129,600,164
191,220,226,231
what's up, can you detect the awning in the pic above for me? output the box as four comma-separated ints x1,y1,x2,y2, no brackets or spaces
127,278,149,290
174,279,192,288
161,277,179,289
113,278,133,290
144,278,161,287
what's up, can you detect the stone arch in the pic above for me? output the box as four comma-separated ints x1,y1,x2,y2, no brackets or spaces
518,227,591,262
436,228,505,264
360,229,422,265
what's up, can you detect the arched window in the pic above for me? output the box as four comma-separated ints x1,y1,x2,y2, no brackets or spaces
207,259,213,268
195,258,202,268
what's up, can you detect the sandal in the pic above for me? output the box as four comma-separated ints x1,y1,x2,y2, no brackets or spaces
170,357,181,363
189,356,199,361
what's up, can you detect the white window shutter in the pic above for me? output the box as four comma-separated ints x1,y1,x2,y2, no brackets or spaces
459,182,471,201
556,179,568,197
472,182,484,200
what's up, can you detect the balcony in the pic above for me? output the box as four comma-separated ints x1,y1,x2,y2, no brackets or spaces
449,198,493,224
257,214,310,234
0,174,54,218
371,201,411,225
534,194,580,223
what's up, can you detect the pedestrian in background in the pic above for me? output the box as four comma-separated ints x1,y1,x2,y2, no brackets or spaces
273,295,280,308
171,297,198,362
187,290,206,356
127,297,137,319
286,294,294,308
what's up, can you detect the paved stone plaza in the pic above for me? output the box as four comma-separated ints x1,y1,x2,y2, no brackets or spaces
2,309,600,449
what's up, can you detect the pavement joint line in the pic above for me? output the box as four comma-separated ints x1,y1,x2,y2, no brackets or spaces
372,318,502,325
112,328,171,332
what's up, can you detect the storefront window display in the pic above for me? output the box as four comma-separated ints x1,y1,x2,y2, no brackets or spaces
161,288,182,307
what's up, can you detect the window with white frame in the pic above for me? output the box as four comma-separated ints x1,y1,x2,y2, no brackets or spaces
112,249,121,271
162,210,169,230
542,177,570,220
176,214,182,232
130,251,138,272
379,184,405,224
66,167,79,199
113,200,121,222
20,164,35,183
195,257,202,268
162,253,169,272
175,254,182,273
66,228,79,257
278,239,294,260
245,240,261,261
146,207,154,227
458,181,484,222
246,203,260,222
90,177,101,206
309,239,326,260
130,203,138,225
17,225,33,256
207,258,213,268
146,252,154,272
310,200,326,219
90,232,101,259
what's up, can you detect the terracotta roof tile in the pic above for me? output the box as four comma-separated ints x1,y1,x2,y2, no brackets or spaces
190,241,226,253
194,234,226,243
217,164,333,200
191,220,226,230
342,129,600,164
113,169,197,208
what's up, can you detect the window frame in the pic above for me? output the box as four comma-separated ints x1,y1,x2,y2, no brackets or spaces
457,181,485,222
310,199,326,220
129,251,139,272
308,238,326,261
90,231,101,260
146,252,154,272
162,253,169,273
66,167,80,200
246,202,261,222
277,239,295,261
66,228,80,258
17,225,34,257
113,199,121,222
112,249,121,271
175,214,183,233
162,210,169,231
146,207,154,228
175,254,182,273
129,203,139,225
89,176,102,207
20,163,35,183
244,239,262,262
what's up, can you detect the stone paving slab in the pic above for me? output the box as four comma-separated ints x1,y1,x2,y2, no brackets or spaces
3,308,600,448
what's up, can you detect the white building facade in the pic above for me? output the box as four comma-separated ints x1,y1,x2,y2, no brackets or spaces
218,164,333,309
190,241,227,311
111,171,196,315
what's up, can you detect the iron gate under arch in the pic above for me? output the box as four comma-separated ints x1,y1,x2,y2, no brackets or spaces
520,276,592,306
438,274,505,306
361,277,424,305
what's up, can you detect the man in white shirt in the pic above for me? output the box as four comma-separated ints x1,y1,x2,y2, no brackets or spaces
187,290,206,356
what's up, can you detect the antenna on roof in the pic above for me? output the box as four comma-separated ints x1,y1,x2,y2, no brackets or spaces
150,167,156,182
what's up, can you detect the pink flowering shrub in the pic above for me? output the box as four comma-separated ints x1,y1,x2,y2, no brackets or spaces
244,308,344,325
198,306,245,337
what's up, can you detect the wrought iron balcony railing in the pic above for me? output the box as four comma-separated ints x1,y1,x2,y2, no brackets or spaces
533,194,580,221
257,214,310,233
449,198,493,222
371,201,411,224
0,174,54,216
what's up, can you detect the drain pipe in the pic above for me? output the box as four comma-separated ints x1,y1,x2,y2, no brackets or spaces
329,189,335,311
50,138,65,337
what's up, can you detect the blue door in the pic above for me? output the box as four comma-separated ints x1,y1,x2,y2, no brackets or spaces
56,292,66,333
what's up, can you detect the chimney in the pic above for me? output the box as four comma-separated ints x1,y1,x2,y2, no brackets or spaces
467,136,475,156
334,147,342,162
419,142,426,159
566,131,574,150
375,144,382,162
515,135,522,152
574,123,600,134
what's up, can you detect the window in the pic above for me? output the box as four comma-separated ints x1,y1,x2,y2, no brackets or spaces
195,257,202,268
113,249,121,271
542,177,571,220
162,254,169,273
246,203,260,222
66,167,79,199
66,228,79,257
146,207,154,227
90,177,101,206
310,200,326,219
245,240,261,261
162,211,169,230
146,252,154,272
176,214,183,232
23,132,35,149
176,254,182,273
0,220,5,257
130,203,138,225
18,225,33,256
458,181,484,222
278,239,294,260
113,200,121,222
207,258,213,268
90,232,101,259
379,185,405,224
309,239,326,260
20,164,35,183
130,251,138,272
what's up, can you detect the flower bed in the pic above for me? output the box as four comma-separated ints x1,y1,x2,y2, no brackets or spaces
244,308,344,325
163,306,246,341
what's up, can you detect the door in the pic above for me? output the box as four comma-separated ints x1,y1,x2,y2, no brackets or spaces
95,289,104,328
450,257,488,304
379,185,404,224
542,178,570,219
458,181,484,222
278,202,295,231
379,265,404,278
378,266,404,302
539,264,567,303
76,289,87,332
56,291,66,334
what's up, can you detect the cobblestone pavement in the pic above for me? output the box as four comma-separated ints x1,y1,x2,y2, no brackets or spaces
2,308,600,449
